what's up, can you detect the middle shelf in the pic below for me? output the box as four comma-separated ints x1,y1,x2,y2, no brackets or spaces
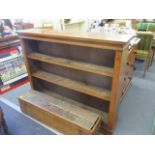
28,53,113,77
32,70,111,101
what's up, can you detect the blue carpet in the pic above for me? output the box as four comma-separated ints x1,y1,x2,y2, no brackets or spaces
0,101,55,135
114,60,155,135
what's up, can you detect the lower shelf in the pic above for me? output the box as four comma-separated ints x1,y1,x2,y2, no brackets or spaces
32,70,111,101
19,89,104,135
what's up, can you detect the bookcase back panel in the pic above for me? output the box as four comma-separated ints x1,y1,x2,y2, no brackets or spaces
28,60,41,72
39,62,112,89
24,40,115,67
23,39,39,54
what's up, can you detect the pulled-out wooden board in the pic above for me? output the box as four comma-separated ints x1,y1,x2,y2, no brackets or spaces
19,90,101,135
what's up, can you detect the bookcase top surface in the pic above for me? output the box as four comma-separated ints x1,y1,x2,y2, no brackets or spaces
18,28,135,45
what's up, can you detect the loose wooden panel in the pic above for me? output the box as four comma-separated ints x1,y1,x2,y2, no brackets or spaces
19,89,101,134
28,53,113,77
43,89,108,124
32,70,111,101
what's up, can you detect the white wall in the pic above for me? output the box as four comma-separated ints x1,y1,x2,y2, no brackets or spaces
22,19,62,30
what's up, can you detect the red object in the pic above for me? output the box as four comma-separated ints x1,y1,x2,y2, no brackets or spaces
0,47,18,54
0,79,29,95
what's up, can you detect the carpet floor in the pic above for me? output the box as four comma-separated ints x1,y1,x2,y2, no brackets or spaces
114,60,155,134
0,101,55,135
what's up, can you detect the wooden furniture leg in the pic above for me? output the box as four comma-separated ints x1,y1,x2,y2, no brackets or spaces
143,58,148,77
150,48,155,66
142,51,152,77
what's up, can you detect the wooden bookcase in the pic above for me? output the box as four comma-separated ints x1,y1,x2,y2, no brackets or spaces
18,29,140,134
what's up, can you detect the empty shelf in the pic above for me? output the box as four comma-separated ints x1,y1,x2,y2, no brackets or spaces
32,70,111,101
28,53,113,77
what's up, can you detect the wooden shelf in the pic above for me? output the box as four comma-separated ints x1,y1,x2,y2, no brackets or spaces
28,53,113,77
32,70,111,101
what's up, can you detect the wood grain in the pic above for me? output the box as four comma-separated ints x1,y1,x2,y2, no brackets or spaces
32,70,111,101
43,89,108,123
18,29,135,45
28,52,113,77
18,29,135,51
108,51,122,130
20,40,35,89
19,89,101,134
